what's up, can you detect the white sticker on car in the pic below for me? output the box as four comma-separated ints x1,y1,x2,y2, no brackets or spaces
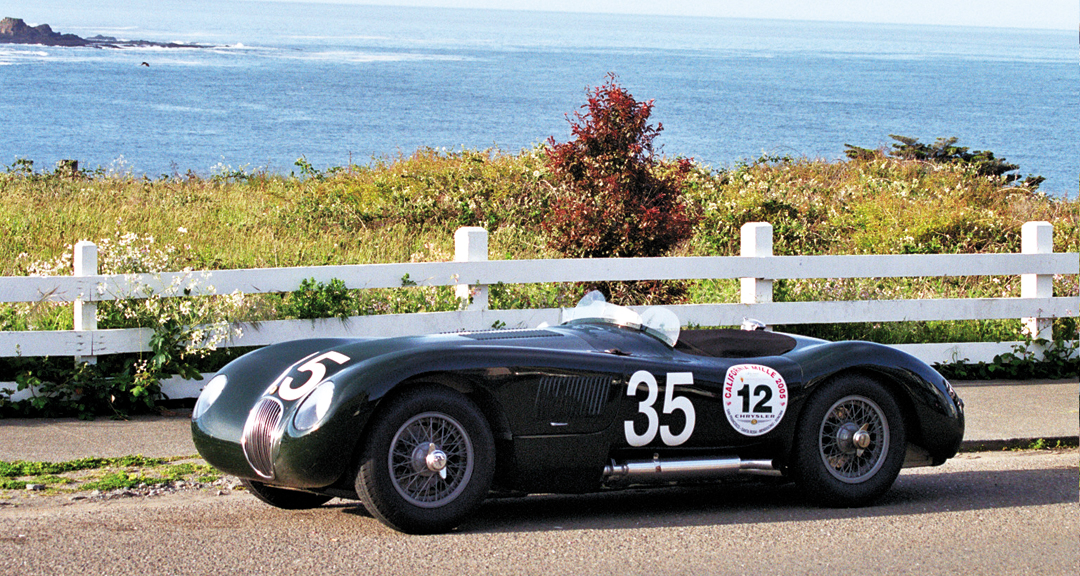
723,364,788,436
276,351,351,401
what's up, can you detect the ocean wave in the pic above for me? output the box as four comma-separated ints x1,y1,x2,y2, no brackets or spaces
284,35,391,41
152,104,228,115
144,59,211,67
0,48,53,64
98,44,212,52
278,50,468,64
0,48,52,58
206,44,276,56
236,102,269,112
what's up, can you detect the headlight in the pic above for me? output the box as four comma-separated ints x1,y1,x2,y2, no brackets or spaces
293,380,335,431
192,374,228,420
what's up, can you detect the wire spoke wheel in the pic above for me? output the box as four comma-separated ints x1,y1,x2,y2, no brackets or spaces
388,412,474,508
356,385,495,534
794,375,905,507
817,395,889,483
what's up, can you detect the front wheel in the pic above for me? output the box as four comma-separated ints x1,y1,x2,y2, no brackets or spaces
240,479,333,509
355,385,495,534
793,375,906,507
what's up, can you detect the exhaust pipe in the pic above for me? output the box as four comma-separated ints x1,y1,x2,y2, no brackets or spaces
603,454,775,484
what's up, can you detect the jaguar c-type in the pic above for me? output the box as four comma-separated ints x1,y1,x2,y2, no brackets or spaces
191,292,964,533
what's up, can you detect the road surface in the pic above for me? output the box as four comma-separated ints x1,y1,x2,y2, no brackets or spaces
1,449,1075,576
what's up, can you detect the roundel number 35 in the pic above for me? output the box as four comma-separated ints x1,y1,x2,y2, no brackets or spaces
624,371,696,447
276,351,351,401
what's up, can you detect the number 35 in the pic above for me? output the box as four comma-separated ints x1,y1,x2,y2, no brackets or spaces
624,371,697,447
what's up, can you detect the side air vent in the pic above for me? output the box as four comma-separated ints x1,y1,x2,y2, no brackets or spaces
535,375,611,420
242,397,283,479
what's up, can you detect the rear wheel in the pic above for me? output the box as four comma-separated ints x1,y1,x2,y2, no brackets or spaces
355,385,495,534
793,375,906,507
240,479,332,509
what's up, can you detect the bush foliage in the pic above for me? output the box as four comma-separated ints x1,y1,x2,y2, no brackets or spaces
845,134,1045,189
541,75,696,303
543,74,695,260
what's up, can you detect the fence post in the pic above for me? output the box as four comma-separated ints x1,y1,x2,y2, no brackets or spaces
1021,221,1053,353
454,227,489,311
741,222,773,304
74,241,98,365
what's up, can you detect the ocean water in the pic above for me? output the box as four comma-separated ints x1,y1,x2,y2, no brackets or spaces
0,0,1076,198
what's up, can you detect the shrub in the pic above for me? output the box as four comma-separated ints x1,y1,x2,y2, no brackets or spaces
544,75,694,259
0,234,244,418
543,75,695,303
281,277,354,319
845,135,1045,189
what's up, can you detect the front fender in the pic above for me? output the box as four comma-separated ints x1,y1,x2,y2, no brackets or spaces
191,338,365,483
790,341,964,461
193,337,588,489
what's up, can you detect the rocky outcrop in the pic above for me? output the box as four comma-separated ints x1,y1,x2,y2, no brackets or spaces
0,17,204,48
0,17,88,46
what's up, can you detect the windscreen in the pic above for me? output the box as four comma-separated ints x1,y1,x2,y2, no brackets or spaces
559,291,680,347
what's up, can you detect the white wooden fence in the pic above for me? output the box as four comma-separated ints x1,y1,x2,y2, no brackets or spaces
1,221,1077,399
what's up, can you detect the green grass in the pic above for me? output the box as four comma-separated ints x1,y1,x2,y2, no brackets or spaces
1,148,1077,345
0,455,166,477
0,455,220,494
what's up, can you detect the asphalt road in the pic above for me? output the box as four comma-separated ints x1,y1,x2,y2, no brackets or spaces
2,449,1075,576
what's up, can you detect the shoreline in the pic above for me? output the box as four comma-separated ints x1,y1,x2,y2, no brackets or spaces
0,16,206,48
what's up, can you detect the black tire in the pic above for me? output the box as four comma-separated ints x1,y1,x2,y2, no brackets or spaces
240,479,333,509
792,375,906,507
355,385,495,534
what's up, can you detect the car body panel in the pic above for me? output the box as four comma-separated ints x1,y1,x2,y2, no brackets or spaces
193,319,964,496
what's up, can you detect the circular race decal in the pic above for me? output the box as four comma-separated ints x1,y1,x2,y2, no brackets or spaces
722,364,788,436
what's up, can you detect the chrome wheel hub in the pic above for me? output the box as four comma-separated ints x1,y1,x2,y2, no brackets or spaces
852,428,872,450
818,395,889,484
410,442,449,479
835,423,873,455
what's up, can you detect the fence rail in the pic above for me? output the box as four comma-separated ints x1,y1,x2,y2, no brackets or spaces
1,221,1077,399
1,253,1074,305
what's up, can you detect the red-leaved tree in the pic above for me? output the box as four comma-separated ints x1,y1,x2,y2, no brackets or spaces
544,75,695,302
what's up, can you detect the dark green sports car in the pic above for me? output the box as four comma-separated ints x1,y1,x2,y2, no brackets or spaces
191,292,964,533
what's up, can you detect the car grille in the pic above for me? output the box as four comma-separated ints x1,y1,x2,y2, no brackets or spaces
242,397,283,479
535,375,611,420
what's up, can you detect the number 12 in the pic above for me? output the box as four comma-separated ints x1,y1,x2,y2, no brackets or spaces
736,383,773,413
